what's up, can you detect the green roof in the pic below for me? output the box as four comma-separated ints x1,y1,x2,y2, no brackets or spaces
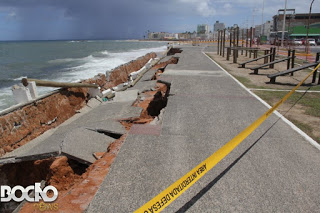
290,34,320,36
290,25,320,35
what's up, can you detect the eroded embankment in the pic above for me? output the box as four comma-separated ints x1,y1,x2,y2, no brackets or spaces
0,53,156,157
0,51,179,213
0,156,87,212
105,52,157,88
17,81,170,213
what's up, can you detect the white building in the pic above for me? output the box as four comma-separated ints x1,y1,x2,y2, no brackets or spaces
262,20,273,38
214,21,225,32
197,24,209,34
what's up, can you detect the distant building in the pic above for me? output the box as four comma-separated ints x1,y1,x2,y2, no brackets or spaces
262,20,273,38
178,32,192,40
164,33,176,39
148,32,177,40
197,24,209,34
255,25,262,37
148,32,165,40
273,11,320,32
214,21,225,32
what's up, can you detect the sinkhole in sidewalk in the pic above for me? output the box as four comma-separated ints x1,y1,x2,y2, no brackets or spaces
0,156,88,213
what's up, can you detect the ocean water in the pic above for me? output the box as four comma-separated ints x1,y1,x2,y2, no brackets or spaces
0,40,167,111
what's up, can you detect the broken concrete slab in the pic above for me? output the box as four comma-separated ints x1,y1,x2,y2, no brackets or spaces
86,98,102,108
71,102,142,124
141,69,158,81
113,89,139,103
1,101,141,164
53,119,126,136
0,151,59,165
128,80,157,93
158,55,174,63
2,128,57,159
61,128,115,164
3,127,115,165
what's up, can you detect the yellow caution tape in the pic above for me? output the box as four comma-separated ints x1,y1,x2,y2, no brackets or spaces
135,63,320,213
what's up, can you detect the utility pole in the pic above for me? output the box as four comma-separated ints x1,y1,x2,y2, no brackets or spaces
252,8,258,43
306,0,315,61
261,0,265,36
281,0,287,47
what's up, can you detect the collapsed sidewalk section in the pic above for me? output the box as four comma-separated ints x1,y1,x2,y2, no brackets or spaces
0,48,180,213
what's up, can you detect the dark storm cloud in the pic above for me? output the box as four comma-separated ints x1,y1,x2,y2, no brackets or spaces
0,0,196,40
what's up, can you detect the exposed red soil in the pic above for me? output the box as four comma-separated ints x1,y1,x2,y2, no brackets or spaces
167,48,182,56
0,156,83,213
0,158,55,187
132,82,168,124
152,57,179,80
0,156,83,191
19,79,170,213
19,135,127,213
0,88,88,157
47,157,83,191
105,52,157,88
152,56,179,70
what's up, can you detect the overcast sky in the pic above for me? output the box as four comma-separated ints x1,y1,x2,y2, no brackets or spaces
0,0,319,41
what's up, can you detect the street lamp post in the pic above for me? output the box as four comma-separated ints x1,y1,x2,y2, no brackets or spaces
261,0,265,36
281,0,287,47
306,0,315,61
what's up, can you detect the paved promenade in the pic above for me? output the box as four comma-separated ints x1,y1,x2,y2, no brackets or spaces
88,46,320,212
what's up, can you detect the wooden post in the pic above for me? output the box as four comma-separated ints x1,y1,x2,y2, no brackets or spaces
220,31,223,56
264,50,268,63
241,29,244,55
291,50,295,68
222,29,226,57
269,48,273,67
270,47,276,69
233,49,237,63
217,30,220,54
269,48,273,68
312,52,320,83
249,27,253,58
246,29,248,56
287,50,291,70
227,47,230,60
236,27,239,48
22,78,98,88
230,31,232,47
233,29,236,47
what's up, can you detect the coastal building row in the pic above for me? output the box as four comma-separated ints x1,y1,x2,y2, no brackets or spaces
147,12,320,43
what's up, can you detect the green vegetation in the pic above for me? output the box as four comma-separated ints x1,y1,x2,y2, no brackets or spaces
254,90,320,143
253,91,320,117
232,75,270,89
290,119,320,143
309,85,320,91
